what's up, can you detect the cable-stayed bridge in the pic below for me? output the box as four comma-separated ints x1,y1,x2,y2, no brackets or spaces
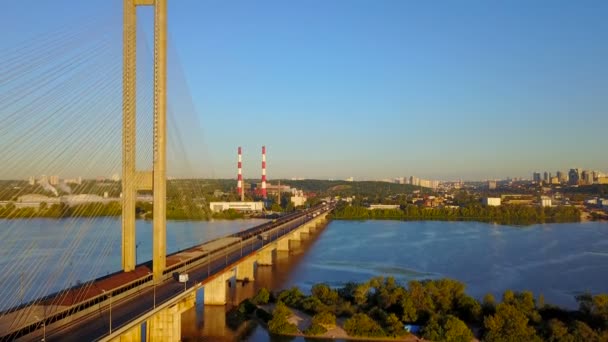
0,1,335,340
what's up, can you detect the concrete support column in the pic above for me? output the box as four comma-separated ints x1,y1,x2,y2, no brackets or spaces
276,238,290,252
152,0,167,283
121,0,137,273
289,232,301,241
147,305,180,342
109,324,141,342
204,274,228,305
236,260,255,281
257,249,274,266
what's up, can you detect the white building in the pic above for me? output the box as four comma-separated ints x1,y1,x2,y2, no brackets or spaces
49,176,59,186
209,202,264,213
540,197,552,207
291,196,307,207
290,189,307,207
482,197,501,206
368,204,400,210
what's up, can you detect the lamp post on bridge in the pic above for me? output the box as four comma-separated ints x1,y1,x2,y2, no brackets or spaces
34,315,45,342
148,272,156,309
102,290,112,334
135,241,141,266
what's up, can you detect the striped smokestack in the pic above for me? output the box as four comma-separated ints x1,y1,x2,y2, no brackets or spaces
237,146,243,199
262,146,267,199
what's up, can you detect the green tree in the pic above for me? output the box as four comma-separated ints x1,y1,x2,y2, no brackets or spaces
483,293,497,316
422,315,473,342
456,294,482,323
311,283,340,306
268,301,299,334
543,319,572,342
311,311,336,326
484,303,541,342
384,312,406,337
400,292,418,323
570,320,599,341
304,323,327,336
344,313,385,337
443,315,474,342
252,288,270,305
277,287,305,309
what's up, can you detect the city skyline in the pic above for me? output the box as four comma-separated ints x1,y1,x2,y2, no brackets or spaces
13,165,608,184
1,0,607,180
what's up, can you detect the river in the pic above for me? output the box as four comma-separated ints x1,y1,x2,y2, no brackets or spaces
0,217,267,312
1,218,607,341
237,220,608,342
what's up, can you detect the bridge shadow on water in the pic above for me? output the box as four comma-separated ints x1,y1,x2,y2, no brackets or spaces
179,231,326,342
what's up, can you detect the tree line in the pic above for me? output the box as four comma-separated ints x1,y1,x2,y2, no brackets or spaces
245,277,608,341
332,204,580,225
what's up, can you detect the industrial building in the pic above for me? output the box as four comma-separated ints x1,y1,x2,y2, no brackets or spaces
540,197,552,207
209,202,264,213
368,204,400,210
482,197,501,206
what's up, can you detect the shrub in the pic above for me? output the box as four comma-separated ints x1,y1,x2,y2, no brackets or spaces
312,311,336,326
344,313,385,337
252,288,270,305
304,323,328,336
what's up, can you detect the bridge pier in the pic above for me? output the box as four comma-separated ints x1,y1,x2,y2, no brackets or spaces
276,237,290,252
146,292,194,342
204,273,230,305
236,259,255,282
256,249,274,266
108,324,141,342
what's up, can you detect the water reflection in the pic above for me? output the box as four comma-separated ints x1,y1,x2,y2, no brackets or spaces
187,220,608,341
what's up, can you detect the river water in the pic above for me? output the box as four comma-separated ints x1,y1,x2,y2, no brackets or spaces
1,218,607,340
0,217,267,312
189,220,608,341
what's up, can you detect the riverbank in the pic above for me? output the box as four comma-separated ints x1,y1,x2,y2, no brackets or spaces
331,204,581,225
261,303,423,341
249,277,608,342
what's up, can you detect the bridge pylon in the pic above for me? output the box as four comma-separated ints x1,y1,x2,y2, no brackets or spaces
122,0,167,283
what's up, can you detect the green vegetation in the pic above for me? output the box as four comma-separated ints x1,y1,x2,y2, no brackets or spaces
0,202,121,218
284,179,423,198
332,204,580,225
422,315,473,342
267,301,299,334
258,277,608,341
304,322,327,335
251,287,271,305
344,313,386,337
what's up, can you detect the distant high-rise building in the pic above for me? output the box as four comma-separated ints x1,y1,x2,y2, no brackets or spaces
345,177,354,182
410,176,419,186
111,173,120,182
556,171,566,183
582,170,593,185
543,172,549,183
488,180,497,190
533,172,541,183
49,175,59,185
28,176,35,186
39,175,48,184
568,168,581,185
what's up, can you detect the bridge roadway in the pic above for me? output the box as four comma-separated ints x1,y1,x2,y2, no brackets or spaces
22,205,333,342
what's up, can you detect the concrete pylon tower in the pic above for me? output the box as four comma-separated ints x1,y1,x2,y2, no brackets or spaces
262,146,267,199
122,0,167,282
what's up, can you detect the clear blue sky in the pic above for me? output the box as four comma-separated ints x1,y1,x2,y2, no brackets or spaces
2,0,607,180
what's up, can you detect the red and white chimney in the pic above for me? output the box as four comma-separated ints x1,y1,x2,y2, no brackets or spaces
262,146,267,199
237,146,243,198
